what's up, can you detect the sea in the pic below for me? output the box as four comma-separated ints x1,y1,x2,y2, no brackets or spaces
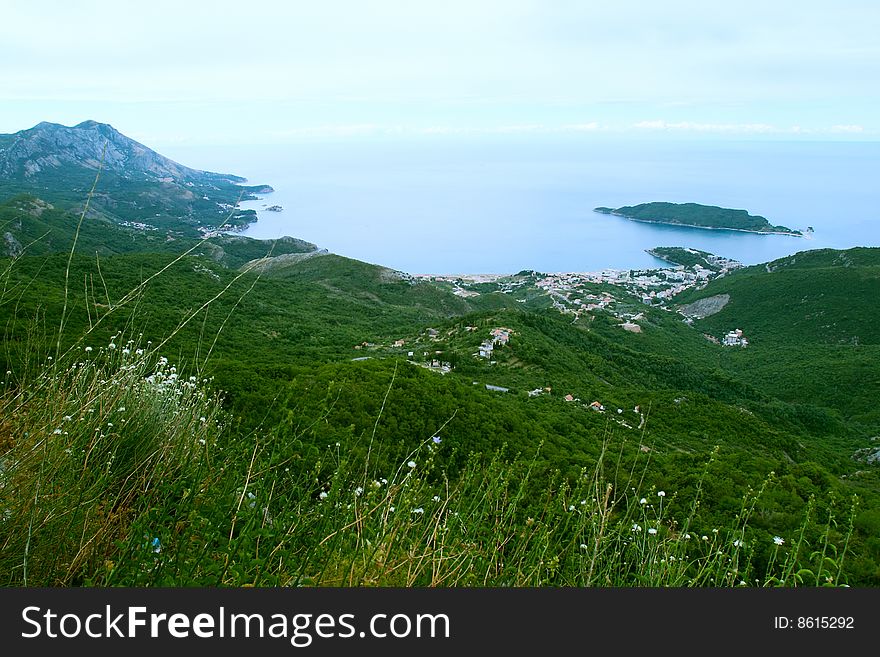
166,138,880,275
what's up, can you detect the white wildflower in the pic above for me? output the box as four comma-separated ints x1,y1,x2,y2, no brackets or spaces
773,536,784,546
657,491,666,498
407,460,416,468
648,528,658,535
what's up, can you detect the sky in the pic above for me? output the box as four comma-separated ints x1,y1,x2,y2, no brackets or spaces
1,0,878,146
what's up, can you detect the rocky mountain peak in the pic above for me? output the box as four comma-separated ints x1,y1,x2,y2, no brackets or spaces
0,120,244,184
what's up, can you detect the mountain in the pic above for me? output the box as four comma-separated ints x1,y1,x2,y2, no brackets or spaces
1,120,235,184
0,121,272,234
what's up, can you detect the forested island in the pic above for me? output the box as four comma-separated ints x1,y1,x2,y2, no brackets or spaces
595,202,802,236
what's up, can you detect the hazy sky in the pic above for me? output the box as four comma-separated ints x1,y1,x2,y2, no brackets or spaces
2,0,878,145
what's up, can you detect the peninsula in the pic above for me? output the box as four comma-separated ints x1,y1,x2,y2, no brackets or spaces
595,202,802,236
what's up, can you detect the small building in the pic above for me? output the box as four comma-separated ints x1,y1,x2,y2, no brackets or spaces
485,384,509,393
722,329,748,347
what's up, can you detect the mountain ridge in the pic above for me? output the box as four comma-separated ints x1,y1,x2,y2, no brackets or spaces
0,120,247,185
0,120,273,234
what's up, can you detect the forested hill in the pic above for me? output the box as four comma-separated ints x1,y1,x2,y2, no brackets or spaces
674,247,880,427
595,202,801,235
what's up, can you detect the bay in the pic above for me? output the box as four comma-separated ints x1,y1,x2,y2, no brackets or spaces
167,138,880,274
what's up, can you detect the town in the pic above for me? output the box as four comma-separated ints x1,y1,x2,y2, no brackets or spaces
416,248,744,329
354,250,750,405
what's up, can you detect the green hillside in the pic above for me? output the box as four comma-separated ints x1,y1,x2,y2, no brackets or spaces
2,243,878,585
674,248,880,427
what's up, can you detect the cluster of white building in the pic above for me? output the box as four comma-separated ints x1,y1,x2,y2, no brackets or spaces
477,327,513,359
722,329,749,347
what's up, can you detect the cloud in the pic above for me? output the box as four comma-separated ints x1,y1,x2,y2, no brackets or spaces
490,123,603,134
267,123,607,139
633,120,779,134
632,121,874,136
267,124,389,139
830,124,865,133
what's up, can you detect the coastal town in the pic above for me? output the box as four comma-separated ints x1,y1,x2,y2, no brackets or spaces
349,248,751,422
416,247,744,325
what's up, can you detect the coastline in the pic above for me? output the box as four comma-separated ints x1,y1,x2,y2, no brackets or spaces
598,210,803,237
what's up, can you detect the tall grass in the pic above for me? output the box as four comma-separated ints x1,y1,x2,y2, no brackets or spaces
0,329,857,586
0,338,223,584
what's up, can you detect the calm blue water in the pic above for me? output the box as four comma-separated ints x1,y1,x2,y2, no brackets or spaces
167,138,880,274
